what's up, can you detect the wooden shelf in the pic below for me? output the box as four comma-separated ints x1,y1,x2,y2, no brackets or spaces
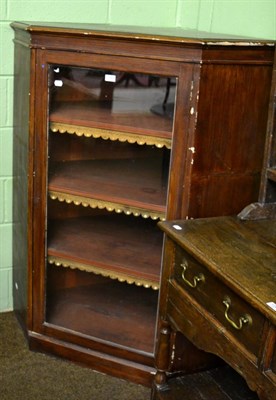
47,215,163,289
48,158,168,220
49,102,172,148
46,277,158,353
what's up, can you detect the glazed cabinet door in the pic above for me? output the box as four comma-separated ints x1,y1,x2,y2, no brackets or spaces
30,49,196,373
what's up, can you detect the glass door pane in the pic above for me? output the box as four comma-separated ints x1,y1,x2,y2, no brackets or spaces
45,64,177,354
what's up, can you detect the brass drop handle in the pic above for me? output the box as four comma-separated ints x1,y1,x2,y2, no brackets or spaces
180,261,205,288
223,296,252,330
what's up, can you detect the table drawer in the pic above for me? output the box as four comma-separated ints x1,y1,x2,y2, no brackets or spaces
172,244,265,357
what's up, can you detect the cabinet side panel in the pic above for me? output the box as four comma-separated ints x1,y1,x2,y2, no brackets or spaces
189,61,273,217
12,38,32,330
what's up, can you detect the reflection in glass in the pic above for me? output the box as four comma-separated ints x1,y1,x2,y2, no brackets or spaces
49,66,177,136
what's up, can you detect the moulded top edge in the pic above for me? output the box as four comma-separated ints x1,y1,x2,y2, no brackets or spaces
10,21,275,47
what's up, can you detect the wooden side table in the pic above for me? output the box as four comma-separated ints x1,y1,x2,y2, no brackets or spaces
153,216,276,400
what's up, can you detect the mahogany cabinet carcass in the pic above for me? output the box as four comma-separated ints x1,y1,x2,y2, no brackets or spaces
11,22,275,386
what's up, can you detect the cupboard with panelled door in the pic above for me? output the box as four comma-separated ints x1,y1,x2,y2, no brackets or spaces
11,22,275,386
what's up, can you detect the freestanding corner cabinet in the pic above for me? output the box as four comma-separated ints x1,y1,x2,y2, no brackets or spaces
12,22,275,386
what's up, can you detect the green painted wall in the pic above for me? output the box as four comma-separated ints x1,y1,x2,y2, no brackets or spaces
0,0,275,312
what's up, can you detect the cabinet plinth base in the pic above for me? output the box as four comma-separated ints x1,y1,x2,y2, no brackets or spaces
28,331,155,387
